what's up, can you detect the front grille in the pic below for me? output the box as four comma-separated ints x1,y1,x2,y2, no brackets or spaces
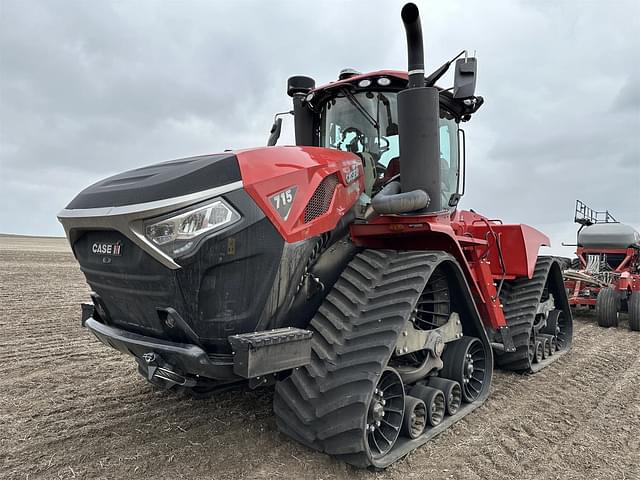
73,230,185,338
304,173,339,223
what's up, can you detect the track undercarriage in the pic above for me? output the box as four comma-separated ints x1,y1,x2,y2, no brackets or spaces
274,250,571,467
495,256,573,373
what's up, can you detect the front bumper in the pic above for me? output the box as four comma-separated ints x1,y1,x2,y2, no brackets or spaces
86,317,238,381
84,306,313,386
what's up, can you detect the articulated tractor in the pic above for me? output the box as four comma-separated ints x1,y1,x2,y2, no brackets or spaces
58,4,572,467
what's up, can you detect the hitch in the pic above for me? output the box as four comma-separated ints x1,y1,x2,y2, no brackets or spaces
138,352,197,388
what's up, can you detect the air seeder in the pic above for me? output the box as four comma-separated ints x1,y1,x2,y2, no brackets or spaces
58,4,572,467
563,200,640,330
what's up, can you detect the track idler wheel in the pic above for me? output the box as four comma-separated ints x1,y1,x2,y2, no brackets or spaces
366,368,405,459
409,385,445,427
424,377,462,415
440,336,487,403
401,396,427,439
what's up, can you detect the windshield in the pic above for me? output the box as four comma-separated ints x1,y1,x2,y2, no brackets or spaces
319,90,459,204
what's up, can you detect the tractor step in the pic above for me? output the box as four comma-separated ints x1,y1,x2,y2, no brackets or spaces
229,327,313,379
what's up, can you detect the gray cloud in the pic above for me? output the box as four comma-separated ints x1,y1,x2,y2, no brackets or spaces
0,0,638,257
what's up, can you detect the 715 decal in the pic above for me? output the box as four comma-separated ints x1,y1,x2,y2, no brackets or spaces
269,186,298,220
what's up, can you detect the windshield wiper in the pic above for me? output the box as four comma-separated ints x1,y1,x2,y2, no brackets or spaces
338,86,379,130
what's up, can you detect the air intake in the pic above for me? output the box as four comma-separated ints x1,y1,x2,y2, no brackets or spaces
304,174,339,223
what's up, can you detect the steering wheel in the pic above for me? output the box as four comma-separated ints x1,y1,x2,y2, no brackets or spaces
376,136,390,152
338,127,365,152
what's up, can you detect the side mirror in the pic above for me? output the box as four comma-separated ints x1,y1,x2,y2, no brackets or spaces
453,57,477,99
267,117,283,146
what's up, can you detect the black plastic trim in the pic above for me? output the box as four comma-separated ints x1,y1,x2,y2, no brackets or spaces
67,153,241,209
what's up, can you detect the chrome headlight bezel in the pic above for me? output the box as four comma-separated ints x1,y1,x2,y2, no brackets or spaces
143,197,241,258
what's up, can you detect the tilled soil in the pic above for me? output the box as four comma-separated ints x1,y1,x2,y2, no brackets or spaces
1,236,639,480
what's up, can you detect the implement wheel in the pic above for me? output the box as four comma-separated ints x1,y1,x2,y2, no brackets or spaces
596,287,619,328
629,291,640,332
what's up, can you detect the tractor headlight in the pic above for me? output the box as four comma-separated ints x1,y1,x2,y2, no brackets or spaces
144,198,240,257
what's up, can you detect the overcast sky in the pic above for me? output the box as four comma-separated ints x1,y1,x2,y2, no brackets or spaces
0,0,638,256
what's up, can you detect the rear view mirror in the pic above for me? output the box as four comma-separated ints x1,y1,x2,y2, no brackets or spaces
267,118,283,146
453,57,477,99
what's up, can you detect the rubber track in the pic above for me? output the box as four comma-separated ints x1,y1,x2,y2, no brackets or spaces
273,250,447,467
495,256,562,372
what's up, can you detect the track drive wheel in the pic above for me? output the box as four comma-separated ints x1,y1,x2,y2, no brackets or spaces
440,337,487,403
629,291,640,332
596,287,619,328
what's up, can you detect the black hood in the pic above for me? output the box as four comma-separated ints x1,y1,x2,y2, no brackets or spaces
66,153,241,209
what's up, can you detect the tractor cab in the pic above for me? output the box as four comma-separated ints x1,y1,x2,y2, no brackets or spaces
269,64,484,209
312,74,461,205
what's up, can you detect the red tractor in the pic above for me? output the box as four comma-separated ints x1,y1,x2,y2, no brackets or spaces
564,200,640,330
58,4,572,468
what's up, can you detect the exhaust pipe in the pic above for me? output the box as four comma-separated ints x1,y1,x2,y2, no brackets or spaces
371,3,441,214
401,3,425,89
398,3,442,212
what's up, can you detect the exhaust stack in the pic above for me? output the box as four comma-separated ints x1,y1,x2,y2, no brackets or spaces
398,3,442,212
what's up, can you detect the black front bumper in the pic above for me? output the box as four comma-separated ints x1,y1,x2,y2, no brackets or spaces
86,317,238,381
84,312,313,385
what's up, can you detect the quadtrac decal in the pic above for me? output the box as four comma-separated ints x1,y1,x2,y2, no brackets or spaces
269,186,298,220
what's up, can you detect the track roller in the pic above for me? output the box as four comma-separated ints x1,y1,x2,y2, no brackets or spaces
401,396,427,439
533,340,543,363
424,377,462,415
409,385,445,427
539,337,548,359
540,334,555,357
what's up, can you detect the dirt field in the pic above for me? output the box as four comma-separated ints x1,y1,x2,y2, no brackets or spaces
1,235,639,480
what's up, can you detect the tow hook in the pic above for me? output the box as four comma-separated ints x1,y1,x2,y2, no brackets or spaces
140,352,196,388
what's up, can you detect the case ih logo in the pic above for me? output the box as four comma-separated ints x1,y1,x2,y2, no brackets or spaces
344,164,360,184
91,241,122,256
